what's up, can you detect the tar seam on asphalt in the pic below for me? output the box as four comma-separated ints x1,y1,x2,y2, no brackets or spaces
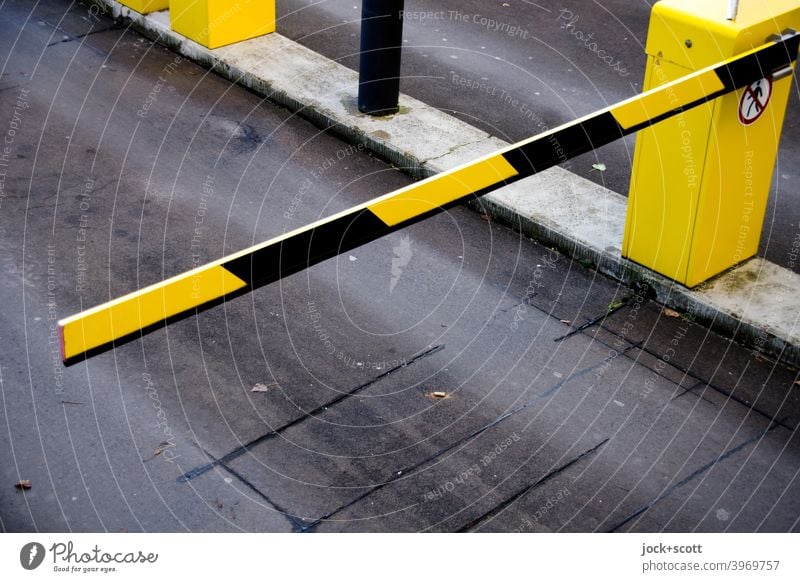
177,344,445,483
606,420,783,532
201,452,308,532
552,292,636,342
458,438,610,532
670,381,706,401
45,25,122,47
301,348,636,532
595,325,796,431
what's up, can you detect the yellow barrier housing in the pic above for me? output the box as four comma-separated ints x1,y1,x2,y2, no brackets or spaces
170,0,276,49
118,0,169,14
623,0,800,287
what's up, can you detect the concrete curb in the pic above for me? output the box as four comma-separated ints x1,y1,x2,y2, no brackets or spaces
93,0,800,368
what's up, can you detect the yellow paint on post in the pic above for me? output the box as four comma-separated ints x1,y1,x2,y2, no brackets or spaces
646,0,800,71
623,0,800,287
687,71,795,286
118,0,169,14
170,0,276,49
623,59,717,283
59,265,246,361
369,155,518,226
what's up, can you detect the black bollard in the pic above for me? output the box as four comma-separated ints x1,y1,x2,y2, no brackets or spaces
358,0,405,116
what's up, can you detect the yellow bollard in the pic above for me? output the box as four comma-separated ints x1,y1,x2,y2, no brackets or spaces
169,0,276,49
118,0,169,14
623,0,800,287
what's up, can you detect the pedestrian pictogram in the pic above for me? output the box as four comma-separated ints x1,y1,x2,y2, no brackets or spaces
738,78,772,126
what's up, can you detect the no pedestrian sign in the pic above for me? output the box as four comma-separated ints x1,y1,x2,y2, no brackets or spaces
738,78,772,126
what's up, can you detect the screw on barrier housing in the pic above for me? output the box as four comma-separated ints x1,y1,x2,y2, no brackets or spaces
358,0,405,116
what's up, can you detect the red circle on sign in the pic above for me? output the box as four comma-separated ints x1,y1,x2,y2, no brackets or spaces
738,78,772,126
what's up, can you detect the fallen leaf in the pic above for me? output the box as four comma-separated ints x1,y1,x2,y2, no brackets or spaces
663,308,680,318
794,380,800,387
14,480,31,490
349,255,358,262
560,319,571,325
154,442,173,456
251,382,277,393
591,163,607,172
431,391,447,398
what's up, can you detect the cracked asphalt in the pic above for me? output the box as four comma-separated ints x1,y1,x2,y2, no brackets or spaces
0,0,799,533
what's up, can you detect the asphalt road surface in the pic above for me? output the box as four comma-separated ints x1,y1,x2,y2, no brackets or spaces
0,0,798,533
277,0,800,273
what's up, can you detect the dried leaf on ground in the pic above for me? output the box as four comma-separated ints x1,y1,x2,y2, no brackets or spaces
431,391,447,398
252,383,277,393
663,308,680,318
14,480,31,490
154,442,173,456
